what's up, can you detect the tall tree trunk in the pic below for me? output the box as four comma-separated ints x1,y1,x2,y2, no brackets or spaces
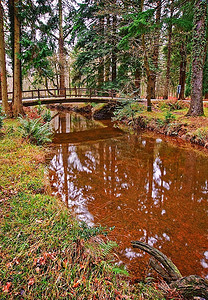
163,1,173,100
0,0,9,114
8,0,14,73
13,0,23,117
104,16,110,83
98,17,104,88
105,56,110,83
134,0,143,96
151,0,161,99
142,35,152,111
187,0,206,116
134,67,141,96
111,15,117,83
0,68,2,100
58,0,65,96
142,1,161,109
178,43,186,100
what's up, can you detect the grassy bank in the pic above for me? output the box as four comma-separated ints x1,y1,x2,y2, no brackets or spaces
113,100,208,149
0,119,165,299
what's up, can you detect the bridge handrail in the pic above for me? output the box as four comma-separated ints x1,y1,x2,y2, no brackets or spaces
3,87,119,100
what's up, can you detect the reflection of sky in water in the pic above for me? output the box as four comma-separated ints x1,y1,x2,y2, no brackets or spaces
48,112,208,278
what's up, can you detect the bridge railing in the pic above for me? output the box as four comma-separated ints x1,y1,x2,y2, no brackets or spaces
3,87,118,101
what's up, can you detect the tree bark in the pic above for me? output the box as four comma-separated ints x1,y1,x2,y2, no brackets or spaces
0,68,1,100
187,0,206,116
178,43,186,100
134,67,141,96
163,1,173,100
98,17,104,88
58,0,65,96
104,16,110,83
0,0,9,114
142,35,152,111
111,15,117,83
151,0,161,99
13,0,24,117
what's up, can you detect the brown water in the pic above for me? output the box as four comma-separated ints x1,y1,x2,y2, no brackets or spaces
48,111,208,279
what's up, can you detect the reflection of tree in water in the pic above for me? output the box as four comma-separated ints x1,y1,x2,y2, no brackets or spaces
48,115,208,278
51,111,102,134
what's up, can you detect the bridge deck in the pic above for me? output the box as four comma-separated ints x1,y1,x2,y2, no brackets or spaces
0,96,126,107
21,96,124,106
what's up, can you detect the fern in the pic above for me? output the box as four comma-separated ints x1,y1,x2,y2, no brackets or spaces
18,117,53,145
112,267,129,276
100,241,118,258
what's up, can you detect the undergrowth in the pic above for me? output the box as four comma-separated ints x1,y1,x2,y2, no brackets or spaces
0,120,165,299
18,117,53,145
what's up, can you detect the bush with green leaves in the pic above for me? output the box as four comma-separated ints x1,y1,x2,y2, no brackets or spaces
18,117,53,145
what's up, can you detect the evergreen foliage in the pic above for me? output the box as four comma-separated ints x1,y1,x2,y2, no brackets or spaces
1,0,208,114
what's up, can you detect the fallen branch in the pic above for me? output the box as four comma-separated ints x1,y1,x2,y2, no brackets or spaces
131,241,208,299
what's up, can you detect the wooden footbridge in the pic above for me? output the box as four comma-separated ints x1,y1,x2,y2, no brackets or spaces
1,87,126,106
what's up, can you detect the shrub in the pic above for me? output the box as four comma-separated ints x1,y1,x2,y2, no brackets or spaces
18,117,53,145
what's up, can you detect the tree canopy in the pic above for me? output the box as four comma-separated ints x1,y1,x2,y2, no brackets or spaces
0,0,207,116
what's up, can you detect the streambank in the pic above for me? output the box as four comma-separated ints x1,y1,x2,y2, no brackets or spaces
0,118,165,299
49,101,208,151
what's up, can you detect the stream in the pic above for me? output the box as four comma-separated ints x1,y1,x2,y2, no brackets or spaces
47,110,208,279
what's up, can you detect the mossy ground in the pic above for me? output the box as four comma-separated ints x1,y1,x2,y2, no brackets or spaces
0,119,165,299
121,100,208,149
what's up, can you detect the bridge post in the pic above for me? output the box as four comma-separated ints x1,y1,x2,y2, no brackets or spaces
65,87,66,99
89,88,92,99
38,89,40,100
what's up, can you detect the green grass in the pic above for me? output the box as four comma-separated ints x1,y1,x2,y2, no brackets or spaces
0,119,165,299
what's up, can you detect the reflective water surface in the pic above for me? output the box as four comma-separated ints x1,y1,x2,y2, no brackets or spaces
48,111,208,279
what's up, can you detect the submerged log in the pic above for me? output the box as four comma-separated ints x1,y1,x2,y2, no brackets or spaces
131,241,208,299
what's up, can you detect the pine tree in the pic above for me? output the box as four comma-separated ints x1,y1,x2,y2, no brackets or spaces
187,0,207,116
12,0,24,117
0,0,9,114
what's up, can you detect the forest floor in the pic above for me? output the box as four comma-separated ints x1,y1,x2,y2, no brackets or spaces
0,118,168,299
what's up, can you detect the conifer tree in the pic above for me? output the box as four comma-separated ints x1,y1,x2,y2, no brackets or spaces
187,0,207,116
0,0,9,114
13,0,24,116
